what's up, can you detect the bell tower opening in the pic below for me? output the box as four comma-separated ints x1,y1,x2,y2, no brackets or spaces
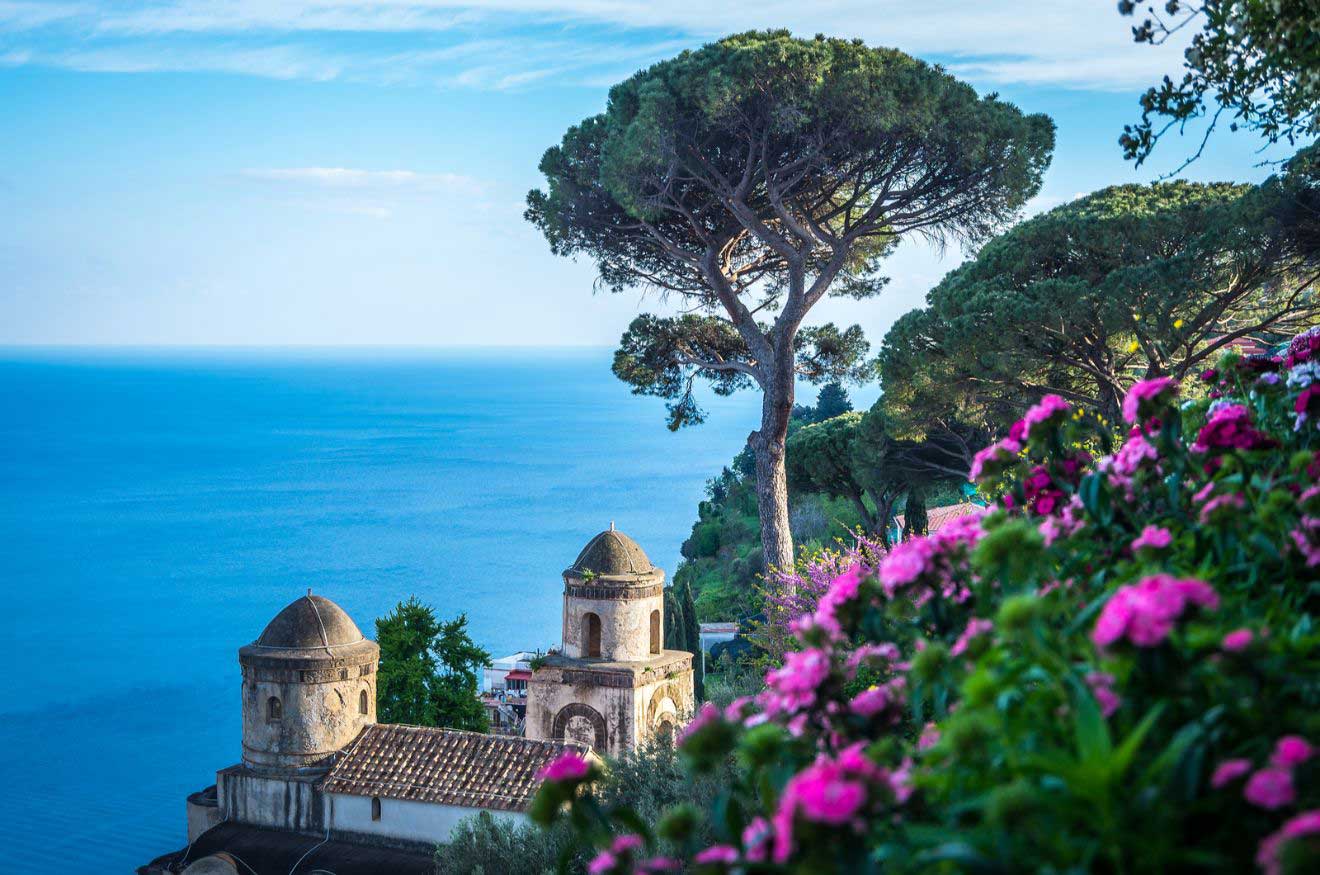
582,612,602,658
649,610,660,654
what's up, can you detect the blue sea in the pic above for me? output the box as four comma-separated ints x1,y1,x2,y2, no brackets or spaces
0,348,764,872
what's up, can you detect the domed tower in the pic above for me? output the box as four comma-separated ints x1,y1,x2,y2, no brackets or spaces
562,525,666,662
527,527,695,756
237,592,379,774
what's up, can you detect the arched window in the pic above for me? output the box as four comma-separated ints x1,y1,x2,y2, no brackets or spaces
371,797,382,821
266,696,282,723
582,612,602,658
359,689,369,715
649,610,661,654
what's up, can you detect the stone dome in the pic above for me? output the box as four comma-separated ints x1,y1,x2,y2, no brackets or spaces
565,527,662,582
254,594,365,650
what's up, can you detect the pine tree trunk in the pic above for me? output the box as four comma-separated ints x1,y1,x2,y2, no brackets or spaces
750,347,796,575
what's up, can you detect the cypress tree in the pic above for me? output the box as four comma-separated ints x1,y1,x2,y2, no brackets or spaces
663,587,684,651
678,579,704,702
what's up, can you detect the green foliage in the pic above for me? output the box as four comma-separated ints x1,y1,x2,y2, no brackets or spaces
436,811,580,875
880,162,1320,427
529,29,1053,573
534,342,1320,873
1118,1,1320,169
375,597,491,732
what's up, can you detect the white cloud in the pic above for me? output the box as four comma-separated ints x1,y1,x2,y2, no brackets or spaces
242,167,485,196
0,1,1189,92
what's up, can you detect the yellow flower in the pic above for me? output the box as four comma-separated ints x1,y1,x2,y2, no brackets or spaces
1133,313,1142,322
1174,318,1184,329
1127,340,1140,353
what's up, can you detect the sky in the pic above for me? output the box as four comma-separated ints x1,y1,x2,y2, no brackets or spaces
0,1,1303,347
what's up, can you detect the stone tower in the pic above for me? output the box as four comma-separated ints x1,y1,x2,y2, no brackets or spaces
238,593,379,774
526,527,695,756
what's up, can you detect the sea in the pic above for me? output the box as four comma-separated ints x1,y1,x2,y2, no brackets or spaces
0,347,765,872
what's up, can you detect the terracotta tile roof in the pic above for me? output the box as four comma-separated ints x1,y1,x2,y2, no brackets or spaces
893,502,983,535
322,724,589,812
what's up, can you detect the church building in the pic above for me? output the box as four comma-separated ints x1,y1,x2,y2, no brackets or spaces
526,525,696,755
142,527,692,874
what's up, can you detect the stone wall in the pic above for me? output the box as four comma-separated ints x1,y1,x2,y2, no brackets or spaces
562,589,663,662
217,766,324,835
239,659,376,772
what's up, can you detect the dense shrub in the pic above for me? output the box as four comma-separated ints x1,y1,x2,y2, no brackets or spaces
532,327,1320,874
436,811,580,875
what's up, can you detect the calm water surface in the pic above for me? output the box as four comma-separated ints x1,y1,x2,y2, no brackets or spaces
0,348,762,872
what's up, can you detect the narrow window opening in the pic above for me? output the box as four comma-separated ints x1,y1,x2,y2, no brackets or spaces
582,612,601,658
649,610,661,654
266,696,282,723
371,797,382,821
359,689,369,715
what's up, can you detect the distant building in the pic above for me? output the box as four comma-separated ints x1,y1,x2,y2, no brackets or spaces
525,525,696,756
142,593,590,874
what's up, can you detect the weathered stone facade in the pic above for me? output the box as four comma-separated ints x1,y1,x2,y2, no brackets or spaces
527,527,696,756
237,594,379,773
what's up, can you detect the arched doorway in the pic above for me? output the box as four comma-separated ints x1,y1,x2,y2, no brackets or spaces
552,702,607,751
582,612,602,657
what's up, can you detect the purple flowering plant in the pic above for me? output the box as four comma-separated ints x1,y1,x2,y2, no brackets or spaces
530,337,1320,873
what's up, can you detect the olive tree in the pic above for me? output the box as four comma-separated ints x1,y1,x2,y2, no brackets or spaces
527,30,1054,571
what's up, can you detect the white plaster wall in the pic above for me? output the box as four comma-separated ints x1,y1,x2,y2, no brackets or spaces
326,793,524,845
563,593,663,662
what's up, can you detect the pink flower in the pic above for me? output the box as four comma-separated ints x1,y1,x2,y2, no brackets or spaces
969,437,1021,481
1284,325,1320,368
1272,736,1314,768
848,678,905,722
1131,525,1172,553
742,817,772,862
918,722,941,751
765,648,831,713
1256,810,1320,875
1021,394,1071,438
678,701,721,746
1222,628,1254,652
950,617,994,657
1292,516,1320,567
1192,404,1274,453
1085,672,1121,718
878,537,937,596
1211,758,1252,788
1200,492,1246,524
611,834,643,854
1092,574,1219,648
1123,376,1178,424
793,763,867,824
587,851,618,875
538,752,592,783
694,845,738,865
810,565,866,638
639,858,681,873
1245,767,1295,809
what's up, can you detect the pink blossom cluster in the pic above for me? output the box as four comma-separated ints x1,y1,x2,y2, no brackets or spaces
1191,403,1274,453
1211,736,1314,814
1092,574,1219,648
1257,810,1320,875
950,617,994,658
969,436,1022,482
1130,525,1172,553
537,751,592,783
1122,376,1177,426
770,743,906,863
1284,325,1320,368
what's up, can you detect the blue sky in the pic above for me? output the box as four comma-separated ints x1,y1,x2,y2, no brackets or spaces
0,1,1302,346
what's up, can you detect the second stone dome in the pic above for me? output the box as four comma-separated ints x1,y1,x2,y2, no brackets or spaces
566,528,661,582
